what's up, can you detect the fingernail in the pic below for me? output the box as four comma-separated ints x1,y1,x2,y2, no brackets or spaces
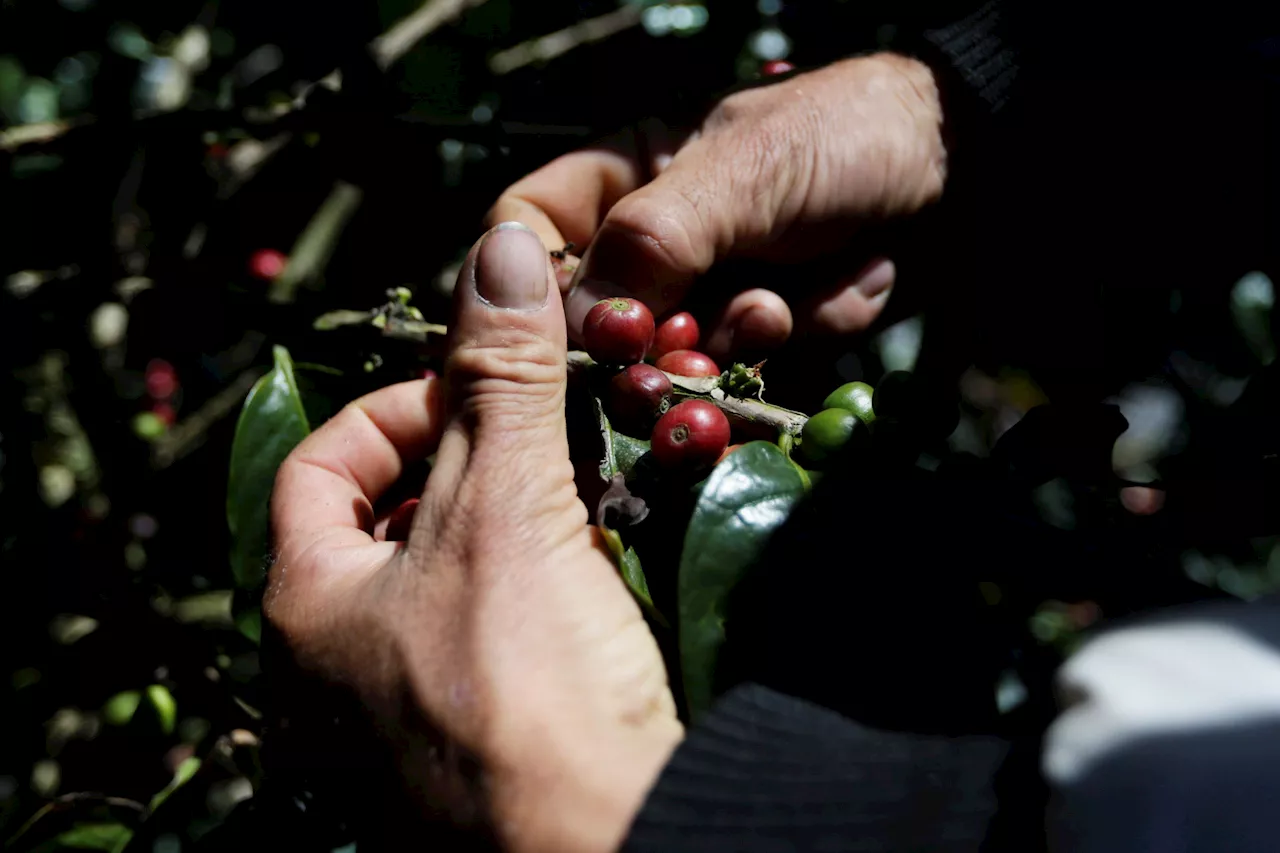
853,258,896,300
565,278,630,339
473,222,549,310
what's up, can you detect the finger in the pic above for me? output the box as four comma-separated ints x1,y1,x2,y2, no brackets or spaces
422,222,585,555
270,378,444,572
564,120,797,336
486,149,647,258
795,257,896,336
563,139,723,336
702,289,793,362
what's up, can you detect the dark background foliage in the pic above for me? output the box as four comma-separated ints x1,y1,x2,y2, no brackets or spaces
3,0,1279,849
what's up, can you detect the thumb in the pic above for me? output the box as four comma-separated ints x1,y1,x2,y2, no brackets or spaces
424,222,582,548
564,151,729,338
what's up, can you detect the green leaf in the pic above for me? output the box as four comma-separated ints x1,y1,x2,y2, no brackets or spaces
145,685,176,735
312,309,374,331
598,526,665,627
148,756,202,813
227,346,310,597
593,397,650,481
678,441,805,720
53,822,133,852
102,691,141,726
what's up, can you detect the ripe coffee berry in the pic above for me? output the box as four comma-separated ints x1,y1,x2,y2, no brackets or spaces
150,402,176,427
386,498,420,542
248,249,287,281
761,59,795,76
651,400,731,471
654,349,720,378
145,359,178,400
583,298,654,364
608,364,673,434
652,312,700,359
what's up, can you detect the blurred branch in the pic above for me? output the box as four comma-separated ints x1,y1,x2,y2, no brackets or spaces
372,0,493,69
0,0,488,158
152,368,265,469
267,180,364,304
216,133,293,199
489,4,643,75
0,120,77,152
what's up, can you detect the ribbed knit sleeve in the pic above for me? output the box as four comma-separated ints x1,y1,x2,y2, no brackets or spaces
623,683,1009,853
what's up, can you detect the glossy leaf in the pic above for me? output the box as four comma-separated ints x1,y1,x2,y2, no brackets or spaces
598,526,664,626
594,397,650,482
53,822,133,852
227,346,310,596
679,441,805,720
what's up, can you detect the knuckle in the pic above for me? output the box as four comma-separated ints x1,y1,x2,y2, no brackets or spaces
604,190,712,276
704,88,762,129
448,330,565,420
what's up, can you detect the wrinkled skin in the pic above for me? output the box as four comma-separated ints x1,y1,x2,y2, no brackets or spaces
488,52,947,360
268,49,947,853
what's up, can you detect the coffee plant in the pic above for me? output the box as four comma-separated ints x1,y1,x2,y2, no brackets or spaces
6,0,1280,851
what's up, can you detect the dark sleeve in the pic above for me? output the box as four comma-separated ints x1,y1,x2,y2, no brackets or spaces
623,683,1010,853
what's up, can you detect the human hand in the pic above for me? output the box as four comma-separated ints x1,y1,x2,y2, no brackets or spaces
266,222,682,853
488,52,947,360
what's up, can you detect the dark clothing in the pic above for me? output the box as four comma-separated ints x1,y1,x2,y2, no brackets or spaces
625,5,1280,851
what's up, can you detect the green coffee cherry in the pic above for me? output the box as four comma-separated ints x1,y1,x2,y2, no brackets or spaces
823,381,876,424
800,408,861,465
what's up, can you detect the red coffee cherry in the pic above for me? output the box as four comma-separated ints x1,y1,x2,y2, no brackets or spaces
145,359,178,400
654,349,720,378
608,364,674,434
652,312,700,359
651,400,731,471
583,297,655,364
150,402,176,427
248,249,287,281
762,60,795,76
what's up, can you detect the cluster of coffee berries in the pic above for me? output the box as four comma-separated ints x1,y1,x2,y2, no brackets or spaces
584,298,733,473
798,372,960,467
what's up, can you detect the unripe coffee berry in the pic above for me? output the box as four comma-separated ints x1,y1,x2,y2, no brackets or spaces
608,364,673,434
651,400,731,471
800,408,864,465
652,312,700,359
823,381,876,425
654,349,720,378
583,298,654,364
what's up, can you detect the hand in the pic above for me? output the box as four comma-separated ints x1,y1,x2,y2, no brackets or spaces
266,222,682,853
488,52,947,360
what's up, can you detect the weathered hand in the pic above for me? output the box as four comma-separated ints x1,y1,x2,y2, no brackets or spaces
266,222,682,853
488,52,947,359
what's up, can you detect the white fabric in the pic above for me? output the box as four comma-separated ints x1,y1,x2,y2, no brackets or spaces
1043,621,1280,784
